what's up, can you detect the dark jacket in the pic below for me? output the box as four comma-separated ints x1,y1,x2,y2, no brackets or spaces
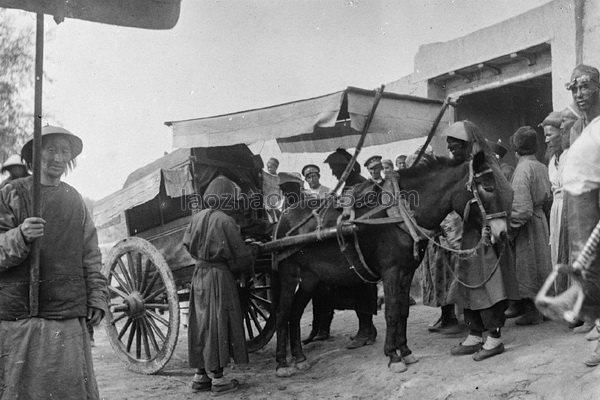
0,177,108,320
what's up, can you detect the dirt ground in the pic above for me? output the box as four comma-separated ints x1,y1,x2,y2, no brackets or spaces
93,302,600,400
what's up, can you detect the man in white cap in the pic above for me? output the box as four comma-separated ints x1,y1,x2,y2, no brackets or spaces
0,154,29,189
302,164,330,199
0,126,108,398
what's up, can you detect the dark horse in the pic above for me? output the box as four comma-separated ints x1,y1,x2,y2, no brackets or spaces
272,149,511,376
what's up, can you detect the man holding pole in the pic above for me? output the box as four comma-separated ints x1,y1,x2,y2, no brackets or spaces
0,126,108,399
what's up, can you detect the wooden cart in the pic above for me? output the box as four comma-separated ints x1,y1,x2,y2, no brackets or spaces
94,144,276,374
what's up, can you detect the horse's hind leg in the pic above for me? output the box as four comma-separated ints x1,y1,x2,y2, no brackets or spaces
289,284,314,371
381,267,407,373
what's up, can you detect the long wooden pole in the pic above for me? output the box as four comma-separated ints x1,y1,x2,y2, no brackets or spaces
29,13,44,317
409,96,452,168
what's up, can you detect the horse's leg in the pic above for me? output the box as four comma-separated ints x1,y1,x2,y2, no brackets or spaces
381,266,408,373
289,283,315,371
275,262,300,378
395,266,419,364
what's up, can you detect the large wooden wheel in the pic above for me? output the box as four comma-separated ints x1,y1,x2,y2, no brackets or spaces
102,237,179,374
240,265,276,352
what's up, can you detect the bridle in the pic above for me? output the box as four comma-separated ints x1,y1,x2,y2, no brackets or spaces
463,163,508,235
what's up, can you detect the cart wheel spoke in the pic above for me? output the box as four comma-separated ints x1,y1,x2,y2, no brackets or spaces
144,287,166,303
249,293,271,308
117,318,133,340
249,299,268,321
147,309,169,327
143,317,161,353
140,259,152,294
135,253,143,291
126,320,137,353
108,285,129,300
244,313,254,339
139,318,151,360
141,272,161,298
144,303,169,310
135,319,142,359
146,313,167,342
126,251,137,290
111,312,127,325
116,258,135,292
109,270,132,295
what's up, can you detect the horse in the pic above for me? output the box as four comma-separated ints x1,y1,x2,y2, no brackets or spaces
272,149,512,376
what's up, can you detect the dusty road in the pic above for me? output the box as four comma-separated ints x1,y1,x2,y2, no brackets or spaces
93,303,600,400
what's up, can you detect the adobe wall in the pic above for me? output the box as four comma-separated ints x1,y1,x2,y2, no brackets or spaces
387,0,594,111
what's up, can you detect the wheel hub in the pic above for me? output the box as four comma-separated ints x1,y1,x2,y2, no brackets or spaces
123,292,146,318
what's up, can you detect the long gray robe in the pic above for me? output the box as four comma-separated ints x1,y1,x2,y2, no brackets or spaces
510,155,552,299
183,209,254,371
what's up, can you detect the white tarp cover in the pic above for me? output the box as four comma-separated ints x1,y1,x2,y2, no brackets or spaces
168,91,345,148
167,87,450,153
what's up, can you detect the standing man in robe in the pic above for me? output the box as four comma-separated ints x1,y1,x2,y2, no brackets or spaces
0,126,108,399
184,175,259,395
507,126,552,325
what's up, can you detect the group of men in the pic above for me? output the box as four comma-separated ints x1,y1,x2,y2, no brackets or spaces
418,63,600,366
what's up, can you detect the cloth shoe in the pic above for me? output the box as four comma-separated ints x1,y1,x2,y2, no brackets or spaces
585,326,600,341
211,379,239,397
451,335,483,356
573,321,595,334
191,375,212,393
584,352,600,367
473,343,504,361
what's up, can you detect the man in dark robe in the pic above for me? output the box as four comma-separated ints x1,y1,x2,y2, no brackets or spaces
303,148,378,349
0,126,108,399
184,175,258,394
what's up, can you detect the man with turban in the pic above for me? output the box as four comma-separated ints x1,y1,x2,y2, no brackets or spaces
562,64,600,366
184,176,259,395
506,126,552,325
567,64,600,145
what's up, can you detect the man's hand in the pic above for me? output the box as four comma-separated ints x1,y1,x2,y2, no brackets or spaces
87,307,104,326
20,217,46,243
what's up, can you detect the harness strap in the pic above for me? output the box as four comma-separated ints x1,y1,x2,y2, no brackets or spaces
336,214,380,284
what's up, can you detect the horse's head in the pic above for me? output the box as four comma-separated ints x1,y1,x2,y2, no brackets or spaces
462,149,513,244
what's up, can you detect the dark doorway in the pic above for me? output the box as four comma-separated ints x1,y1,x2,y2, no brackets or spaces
456,73,552,167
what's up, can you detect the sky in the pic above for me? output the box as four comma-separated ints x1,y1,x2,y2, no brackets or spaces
6,0,553,200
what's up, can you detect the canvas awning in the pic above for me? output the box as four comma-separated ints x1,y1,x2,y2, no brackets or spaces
93,149,192,228
166,87,451,153
0,0,181,29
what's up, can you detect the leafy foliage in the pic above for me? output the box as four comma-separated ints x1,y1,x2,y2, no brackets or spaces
0,10,34,163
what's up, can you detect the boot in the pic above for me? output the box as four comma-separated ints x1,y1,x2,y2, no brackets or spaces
347,312,376,349
429,305,461,334
505,300,524,319
515,299,543,325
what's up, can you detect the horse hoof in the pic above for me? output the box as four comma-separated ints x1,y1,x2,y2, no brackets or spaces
403,354,419,365
296,360,311,371
389,360,408,373
276,367,296,378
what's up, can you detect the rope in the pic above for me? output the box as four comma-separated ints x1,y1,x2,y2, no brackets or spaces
447,245,505,289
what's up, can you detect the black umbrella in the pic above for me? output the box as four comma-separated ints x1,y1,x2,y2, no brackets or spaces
0,0,181,315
